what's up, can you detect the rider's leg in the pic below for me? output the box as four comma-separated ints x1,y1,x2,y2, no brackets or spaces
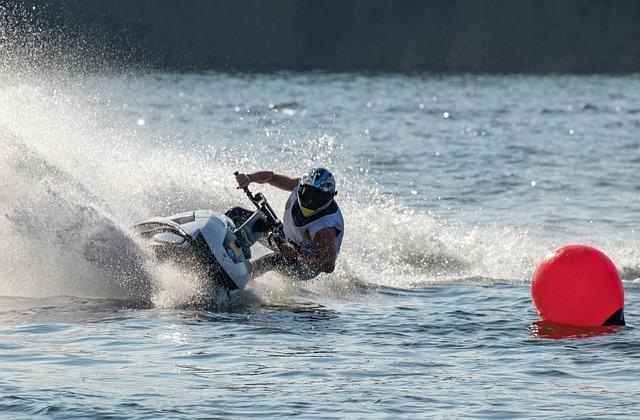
251,253,291,278
251,252,321,281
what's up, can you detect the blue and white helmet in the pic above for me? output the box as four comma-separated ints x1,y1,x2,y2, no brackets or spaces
300,167,336,194
297,167,337,215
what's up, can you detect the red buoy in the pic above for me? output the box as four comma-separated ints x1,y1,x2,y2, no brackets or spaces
531,245,625,327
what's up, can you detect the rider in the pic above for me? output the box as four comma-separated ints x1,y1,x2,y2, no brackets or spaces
228,167,344,280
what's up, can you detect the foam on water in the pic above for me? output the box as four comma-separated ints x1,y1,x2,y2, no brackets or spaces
0,70,548,306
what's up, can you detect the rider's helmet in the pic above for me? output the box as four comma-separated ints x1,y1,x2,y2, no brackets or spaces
297,167,337,217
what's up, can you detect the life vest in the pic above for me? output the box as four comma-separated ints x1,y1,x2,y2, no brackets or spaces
282,186,344,254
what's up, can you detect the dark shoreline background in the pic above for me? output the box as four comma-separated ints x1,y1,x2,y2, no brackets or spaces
5,0,640,73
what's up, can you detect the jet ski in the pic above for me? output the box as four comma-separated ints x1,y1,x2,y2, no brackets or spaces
133,173,284,295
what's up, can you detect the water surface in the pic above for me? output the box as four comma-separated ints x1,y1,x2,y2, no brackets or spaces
1,71,639,417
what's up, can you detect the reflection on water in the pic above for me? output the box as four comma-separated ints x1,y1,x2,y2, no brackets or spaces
529,320,623,340
187,300,339,337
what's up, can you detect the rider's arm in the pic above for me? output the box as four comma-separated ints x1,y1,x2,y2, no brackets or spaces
303,227,338,273
236,171,300,192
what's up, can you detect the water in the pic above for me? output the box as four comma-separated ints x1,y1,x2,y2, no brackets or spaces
2,43,640,416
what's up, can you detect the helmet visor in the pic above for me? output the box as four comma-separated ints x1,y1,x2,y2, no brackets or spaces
298,185,333,211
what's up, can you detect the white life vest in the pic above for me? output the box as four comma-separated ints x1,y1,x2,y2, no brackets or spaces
282,186,344,254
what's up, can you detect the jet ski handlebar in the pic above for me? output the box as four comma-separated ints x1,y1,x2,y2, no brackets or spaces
234,171,285,246
234,171,259,207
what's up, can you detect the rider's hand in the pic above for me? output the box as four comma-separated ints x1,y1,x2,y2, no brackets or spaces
277,242,299,260
235,173,251,189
